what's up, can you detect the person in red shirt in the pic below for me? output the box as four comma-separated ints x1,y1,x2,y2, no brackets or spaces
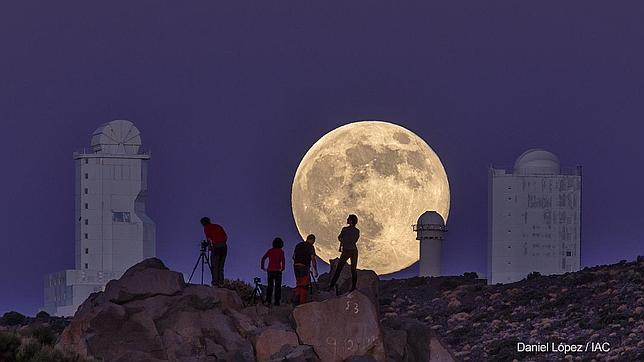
261,237,285,306
200,217,228,287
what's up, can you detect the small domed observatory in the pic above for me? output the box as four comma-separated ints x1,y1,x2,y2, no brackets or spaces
414,211,447,277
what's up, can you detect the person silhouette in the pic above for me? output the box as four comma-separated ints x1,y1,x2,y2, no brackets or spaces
261,237,285,306
292,234,318,305
200,216,228,287
328,214,360,293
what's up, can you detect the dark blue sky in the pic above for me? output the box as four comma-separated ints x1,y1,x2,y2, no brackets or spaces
1,2,643,315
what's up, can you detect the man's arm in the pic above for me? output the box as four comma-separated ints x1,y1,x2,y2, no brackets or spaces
260,252,268,270
280,250,285,271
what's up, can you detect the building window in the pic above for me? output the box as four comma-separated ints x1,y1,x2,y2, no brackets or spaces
84,219,88,225
84,173,88,179
84,233,88,239
85,159,88,164
84,188,88,194
112,211,131,223
566,251,572,256
85,248,89,254
85,203,88,209
84,263,88,269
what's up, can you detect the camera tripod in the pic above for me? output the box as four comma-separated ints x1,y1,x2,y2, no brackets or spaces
308,271,319,295
188,242,212,285
252,278,264,304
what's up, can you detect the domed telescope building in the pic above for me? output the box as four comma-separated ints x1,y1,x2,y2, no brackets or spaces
44,120,156,316
414,210,447,277
488,149,581,284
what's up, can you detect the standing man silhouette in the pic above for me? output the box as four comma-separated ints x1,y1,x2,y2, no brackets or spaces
328,214,360,293
292,234,318,305
201,217,228,287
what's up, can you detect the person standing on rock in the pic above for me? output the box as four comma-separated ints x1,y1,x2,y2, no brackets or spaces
201,216,228,287
292,234,318,305
328,214,360,294
261,237,286,306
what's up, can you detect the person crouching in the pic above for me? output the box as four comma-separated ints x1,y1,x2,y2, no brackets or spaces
261,237,285,306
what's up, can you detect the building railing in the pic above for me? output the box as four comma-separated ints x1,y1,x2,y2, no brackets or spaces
490,165,582,176
73,147,151,157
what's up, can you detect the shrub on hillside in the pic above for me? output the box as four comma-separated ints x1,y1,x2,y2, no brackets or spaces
526,271,541,281
463,272,478,280
1,311,26,326
1,332,94,362
35,311,50,322
222,279,256,305
30,327,57,346
0,332,21,361
439,279,458,291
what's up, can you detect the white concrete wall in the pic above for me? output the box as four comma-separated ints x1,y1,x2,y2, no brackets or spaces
488,168,581,284
75,154,153,273
419,239,442,277
44,269,123,316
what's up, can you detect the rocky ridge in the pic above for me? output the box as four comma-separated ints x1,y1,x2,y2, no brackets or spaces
55,258,448,361
379,257,644,361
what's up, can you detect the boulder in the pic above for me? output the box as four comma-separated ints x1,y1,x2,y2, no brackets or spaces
103,258,185,304
428,331,456,362
318,258,380,307
382,327,407,361
57,258,254,361
254,327,300,362
293,291,385,362
382,318,435,362
344,356,377,362
268,345,319,362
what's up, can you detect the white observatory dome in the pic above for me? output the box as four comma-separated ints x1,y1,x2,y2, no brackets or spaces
415,211,446,241
513,149,560,175
91,120,142,155
417,211,445,226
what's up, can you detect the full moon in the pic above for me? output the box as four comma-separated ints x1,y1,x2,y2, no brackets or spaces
291,121,450,275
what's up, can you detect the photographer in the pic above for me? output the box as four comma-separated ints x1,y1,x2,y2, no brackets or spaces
292,234,318,305
200,217,228,287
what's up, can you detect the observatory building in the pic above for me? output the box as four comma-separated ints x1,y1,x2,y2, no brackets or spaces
488,149,581,284
44,120,156,316
414,211,447,277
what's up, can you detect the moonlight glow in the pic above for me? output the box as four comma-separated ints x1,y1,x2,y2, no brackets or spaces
291,121,450,275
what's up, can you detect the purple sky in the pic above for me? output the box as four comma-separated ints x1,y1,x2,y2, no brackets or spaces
1,2,643,315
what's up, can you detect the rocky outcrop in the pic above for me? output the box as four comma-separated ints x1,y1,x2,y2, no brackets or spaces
254,327,300,362
379,257,644,361
293,290,385,362
57,258,258,361
317,258,380,307
57,258,396,362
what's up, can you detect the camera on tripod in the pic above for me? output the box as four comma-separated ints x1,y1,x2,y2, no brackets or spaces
200,240,210,252
188,240,212,285
252,277,264,304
